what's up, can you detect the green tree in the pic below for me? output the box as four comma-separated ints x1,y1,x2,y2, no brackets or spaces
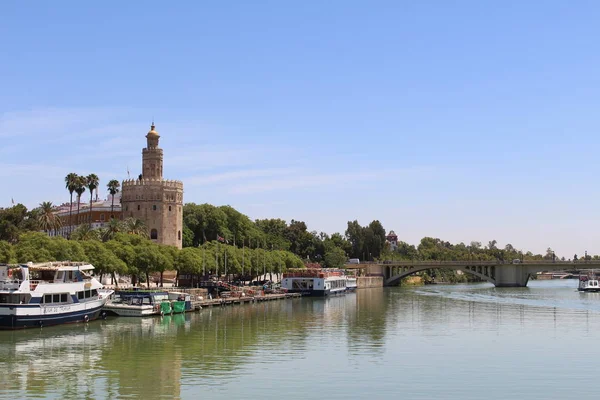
71,224,99,241
101,218,123,242
0,240,13,263
86,174,100,226
134,243,168,287
324,247,346,269
74,176,87,227
65,172,79,237
37,201,61,234
14,232,53,262
123,218,148,237
106,179,121,219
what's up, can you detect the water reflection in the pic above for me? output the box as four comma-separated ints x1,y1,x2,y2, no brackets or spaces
3,281,600,399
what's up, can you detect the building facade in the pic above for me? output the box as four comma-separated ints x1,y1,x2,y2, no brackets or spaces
51,194,123,237
121,124,184,249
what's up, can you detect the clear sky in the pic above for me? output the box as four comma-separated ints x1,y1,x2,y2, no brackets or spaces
1,1,599,258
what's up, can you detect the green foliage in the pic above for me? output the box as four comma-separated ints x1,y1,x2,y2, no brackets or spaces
0,240,14,263
324,247,347,269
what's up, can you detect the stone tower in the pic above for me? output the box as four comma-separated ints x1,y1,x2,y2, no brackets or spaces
121,123,184,249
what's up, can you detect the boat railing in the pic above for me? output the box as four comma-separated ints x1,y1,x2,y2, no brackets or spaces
0,280,22,290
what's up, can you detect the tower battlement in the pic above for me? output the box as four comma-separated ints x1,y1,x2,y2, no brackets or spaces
122,179,184,189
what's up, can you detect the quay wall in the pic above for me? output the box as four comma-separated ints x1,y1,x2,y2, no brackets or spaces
357,276,383,289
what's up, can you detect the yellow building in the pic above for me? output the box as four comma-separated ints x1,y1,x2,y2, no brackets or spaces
121,124,184,249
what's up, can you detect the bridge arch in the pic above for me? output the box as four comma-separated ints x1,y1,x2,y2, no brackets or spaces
385,265,496,286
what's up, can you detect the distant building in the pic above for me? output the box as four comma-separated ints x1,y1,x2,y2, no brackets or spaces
51,194,123,237
386,230,398,251
121,123,184,249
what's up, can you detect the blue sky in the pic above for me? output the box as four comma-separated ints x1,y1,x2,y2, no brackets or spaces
1,1,600,257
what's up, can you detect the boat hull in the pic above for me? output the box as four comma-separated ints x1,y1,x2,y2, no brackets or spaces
102,304,158,317
0,304,105,330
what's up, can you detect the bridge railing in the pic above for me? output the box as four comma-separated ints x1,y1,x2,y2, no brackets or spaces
345,260,598,267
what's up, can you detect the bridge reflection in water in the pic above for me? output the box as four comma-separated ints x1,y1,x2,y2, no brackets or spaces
345,260,600,287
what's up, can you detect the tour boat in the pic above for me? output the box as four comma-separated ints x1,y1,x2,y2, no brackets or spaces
281,268,348,296
0,262,113,329
578,273,600,292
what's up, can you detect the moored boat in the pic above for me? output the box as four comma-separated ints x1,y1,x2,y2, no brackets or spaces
281,268,347,296
578,273,600,292
345,276,357,291
0,262,113,329
102,290,170,317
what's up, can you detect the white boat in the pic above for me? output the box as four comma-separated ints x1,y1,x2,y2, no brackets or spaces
281,269,347,296
103,290,169,317
0,262,113,329
346,276,358,291
578,273,600,292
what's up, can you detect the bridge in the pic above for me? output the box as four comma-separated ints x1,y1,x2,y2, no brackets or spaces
343,260,600,287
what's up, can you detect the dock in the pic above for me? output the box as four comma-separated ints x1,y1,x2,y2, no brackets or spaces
191,292,302,310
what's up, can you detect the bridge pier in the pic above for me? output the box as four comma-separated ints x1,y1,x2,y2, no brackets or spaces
488,265,530,287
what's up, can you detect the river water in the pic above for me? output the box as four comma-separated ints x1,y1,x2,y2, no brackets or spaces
1,280,600,399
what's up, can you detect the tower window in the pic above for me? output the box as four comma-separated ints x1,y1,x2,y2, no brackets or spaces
169,206,172,211
151,229,158,240
178,230,181,240
153,205,157,211
137,205,140,211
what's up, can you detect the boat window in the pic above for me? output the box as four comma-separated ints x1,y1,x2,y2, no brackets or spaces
53,294,60,303
92,289,98,297
60,293,68,303
78,291,84,300
44,294,53,303
85,290,91,299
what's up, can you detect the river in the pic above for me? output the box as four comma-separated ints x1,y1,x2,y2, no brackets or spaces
1,280,599,399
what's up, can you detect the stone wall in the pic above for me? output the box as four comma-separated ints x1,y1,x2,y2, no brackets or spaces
357,276,384,288
121,179,184,249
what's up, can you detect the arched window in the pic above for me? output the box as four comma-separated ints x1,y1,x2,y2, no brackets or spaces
137,205,140,211
178,230,181,240
169,206,172,212
153,205,157,211
151,229,158,240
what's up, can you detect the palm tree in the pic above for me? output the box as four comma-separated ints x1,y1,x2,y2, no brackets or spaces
86,174,100,226
74,176,86,227
64,173,79,237
102,218,123,242
106,179,120,219
37,201,62,234
71,224,99,241
124,217,148,237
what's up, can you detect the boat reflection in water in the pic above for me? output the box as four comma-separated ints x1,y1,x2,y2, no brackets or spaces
0,290,389,399
0,316,188,399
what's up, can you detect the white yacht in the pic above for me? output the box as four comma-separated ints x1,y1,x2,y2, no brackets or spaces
0,262,113,329
578,273,600,292
281,269,348,296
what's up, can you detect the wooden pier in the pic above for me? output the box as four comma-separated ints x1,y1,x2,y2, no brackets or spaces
190,292,301,310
